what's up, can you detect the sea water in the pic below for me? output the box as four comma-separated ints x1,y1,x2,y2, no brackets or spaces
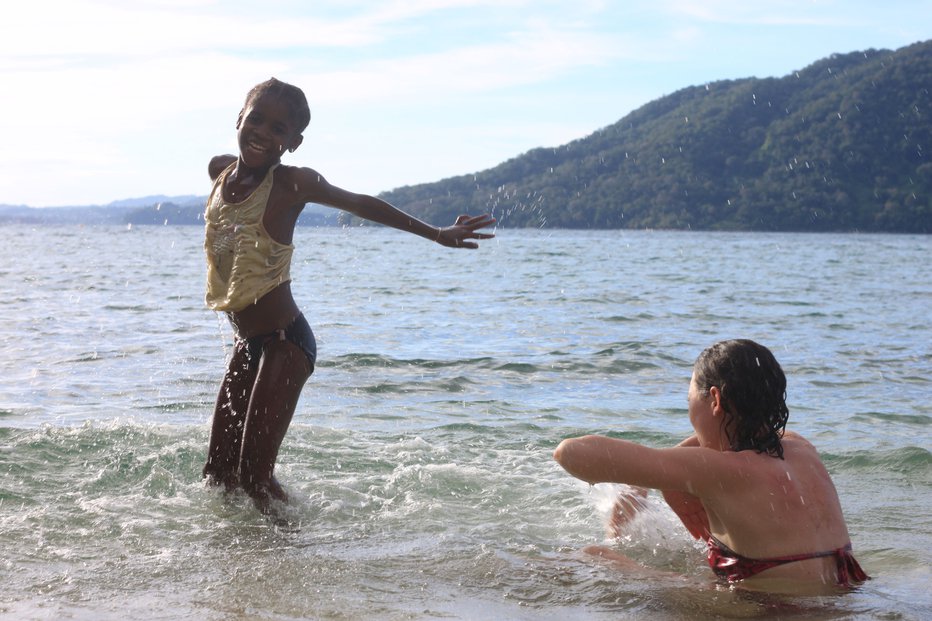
0,225,929,620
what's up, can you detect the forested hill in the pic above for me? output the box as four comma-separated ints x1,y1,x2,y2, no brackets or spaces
378,40,932,232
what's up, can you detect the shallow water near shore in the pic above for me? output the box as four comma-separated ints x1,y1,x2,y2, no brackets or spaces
1,225,930,620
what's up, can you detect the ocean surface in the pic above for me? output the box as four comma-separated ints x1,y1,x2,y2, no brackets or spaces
0,225,929,620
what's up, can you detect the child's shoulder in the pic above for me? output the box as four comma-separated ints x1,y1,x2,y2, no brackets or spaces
208,155,237,180
276,163,321,180
274,164,330,195
270,164,332,210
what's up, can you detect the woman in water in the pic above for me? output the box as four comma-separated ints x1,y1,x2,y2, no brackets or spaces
554,339,868,593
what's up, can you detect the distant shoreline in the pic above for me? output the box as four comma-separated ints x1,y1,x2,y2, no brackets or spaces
1,217,925,235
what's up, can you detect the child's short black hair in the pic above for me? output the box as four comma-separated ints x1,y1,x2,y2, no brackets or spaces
693,339,789,458
244,78,311,132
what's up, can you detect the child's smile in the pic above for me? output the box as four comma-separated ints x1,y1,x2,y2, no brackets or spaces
237,94,300,168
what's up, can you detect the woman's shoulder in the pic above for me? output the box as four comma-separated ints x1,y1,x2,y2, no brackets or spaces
758,433,833,490
781,430,818,452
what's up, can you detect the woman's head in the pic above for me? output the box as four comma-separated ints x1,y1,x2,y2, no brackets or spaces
244,78,311,133
693,339,789,458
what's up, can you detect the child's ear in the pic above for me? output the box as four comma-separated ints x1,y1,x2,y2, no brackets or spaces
288,134,304,153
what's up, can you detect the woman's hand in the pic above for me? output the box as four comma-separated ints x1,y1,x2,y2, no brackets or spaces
608,486,649,538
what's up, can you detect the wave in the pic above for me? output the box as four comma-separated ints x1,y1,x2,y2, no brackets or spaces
5,419,924,485
1,419,929,620
325,349,670,377
851,411,931,426
324,352,495,369
822,445,932,474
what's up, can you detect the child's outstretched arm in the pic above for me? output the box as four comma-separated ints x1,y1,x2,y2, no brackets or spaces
292,167,495,248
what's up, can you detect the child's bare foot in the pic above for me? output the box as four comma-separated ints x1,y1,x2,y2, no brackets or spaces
246,477,289,515
268,476,289,502
203,469,238,493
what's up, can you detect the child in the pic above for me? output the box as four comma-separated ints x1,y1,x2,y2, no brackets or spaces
554,339,869,594
202,78,495,513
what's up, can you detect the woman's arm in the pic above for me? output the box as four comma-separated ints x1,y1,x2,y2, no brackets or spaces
659,434,711,539
662,489,711,540
553,434,737,497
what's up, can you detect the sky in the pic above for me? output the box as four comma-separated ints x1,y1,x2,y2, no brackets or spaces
2,0,930,207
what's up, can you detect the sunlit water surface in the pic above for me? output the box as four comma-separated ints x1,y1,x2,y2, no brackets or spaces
0,225,929,620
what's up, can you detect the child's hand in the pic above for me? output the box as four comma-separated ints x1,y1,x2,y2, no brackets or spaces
436,214,496,249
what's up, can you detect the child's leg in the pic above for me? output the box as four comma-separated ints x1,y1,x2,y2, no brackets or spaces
203,345,256,489
238,338,312,511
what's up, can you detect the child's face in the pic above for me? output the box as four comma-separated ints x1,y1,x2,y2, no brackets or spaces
236,94,303,169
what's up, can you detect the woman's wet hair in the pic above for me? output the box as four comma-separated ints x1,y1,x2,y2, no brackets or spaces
693,339,789,458
244,77,311,132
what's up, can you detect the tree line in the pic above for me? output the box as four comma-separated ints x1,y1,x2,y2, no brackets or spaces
375,40,932,232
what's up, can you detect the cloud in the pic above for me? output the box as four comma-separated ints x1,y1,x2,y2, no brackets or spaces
300,27,621,106
0,1,386,60
2,2,626,138
653,0,928,30
658,0,834,26
2,0,587,61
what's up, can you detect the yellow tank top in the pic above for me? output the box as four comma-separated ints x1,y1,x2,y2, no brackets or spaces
203,163,294,312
